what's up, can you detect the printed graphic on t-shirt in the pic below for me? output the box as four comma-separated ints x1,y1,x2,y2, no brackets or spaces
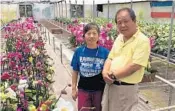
79,56,105,77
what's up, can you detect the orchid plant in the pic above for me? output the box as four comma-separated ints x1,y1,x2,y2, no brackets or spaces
67,19,115,50
0,17,66,111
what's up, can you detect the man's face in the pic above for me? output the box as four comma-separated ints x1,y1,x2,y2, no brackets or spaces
116,10,136,38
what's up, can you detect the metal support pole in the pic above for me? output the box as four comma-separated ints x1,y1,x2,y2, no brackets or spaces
166,1,175,79
55,3,57,18
40,24,42,32
48,31,50,45
69,0,71,19
40,24,42,31
61,1,64,27
56,3,58,18
16,3,19,19
168,87,174,111
53,3,57,19
25,3,27,17
93,0,95,22
64,0,68,30
55,3,56,18
65,0,67,18
151,105,175,111
108,0,109,23
61,1,63,18
60,44,63,64
53,3,55,19
75,0,77,18
155,75,175,111
83,0,85,26
45,27,47,41
59,2,61,18
53,37,55,52
42,25,44,34
131,0,133,9
167,1,175,109
155,75,175,88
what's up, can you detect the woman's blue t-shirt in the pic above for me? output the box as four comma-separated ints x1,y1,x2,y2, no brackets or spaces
71,45,109,91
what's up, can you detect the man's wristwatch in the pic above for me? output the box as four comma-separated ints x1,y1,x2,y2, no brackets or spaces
109,72,116,80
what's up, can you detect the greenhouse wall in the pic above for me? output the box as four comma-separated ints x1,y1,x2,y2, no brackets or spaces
99,2,150,20
99,2,174,23
84,5,96,18
32,3,54,20
1,1,174,23
67,3,70,18
61,2,174,23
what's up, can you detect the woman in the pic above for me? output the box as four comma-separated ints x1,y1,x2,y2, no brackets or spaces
71,22,109,111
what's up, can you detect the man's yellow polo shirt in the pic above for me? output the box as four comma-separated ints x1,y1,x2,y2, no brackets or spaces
108,30,150,83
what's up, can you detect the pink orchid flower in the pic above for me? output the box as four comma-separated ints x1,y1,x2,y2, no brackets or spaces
100,32,107,39
1,72,11,80
9,60,16,68
76,36,84,44
23,46,30,53
149,36,155,49
37,80,43,86
107,23,113,29
10,84,17,91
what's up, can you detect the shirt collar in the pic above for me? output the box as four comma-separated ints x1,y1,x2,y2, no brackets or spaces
119,29,140,46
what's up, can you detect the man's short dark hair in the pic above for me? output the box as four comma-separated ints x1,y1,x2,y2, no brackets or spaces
115,7,136,23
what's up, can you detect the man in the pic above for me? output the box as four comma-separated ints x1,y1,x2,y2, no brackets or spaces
101,8,150,111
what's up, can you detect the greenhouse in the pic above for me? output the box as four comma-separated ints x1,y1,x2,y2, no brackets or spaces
0,0,175,111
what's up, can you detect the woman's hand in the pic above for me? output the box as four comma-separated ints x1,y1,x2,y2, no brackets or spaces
72,88,78,101
102,71,114,84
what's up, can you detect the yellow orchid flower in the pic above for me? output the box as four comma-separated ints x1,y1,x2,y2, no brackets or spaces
48,95,56,100
47,74,52,81
50,66,54,71
39,104,48,111
29,56,33,63
0,86,5,91
28,105,37,111
0,92,7,102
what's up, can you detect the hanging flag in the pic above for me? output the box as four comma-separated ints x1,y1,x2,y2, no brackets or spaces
150,1,175,18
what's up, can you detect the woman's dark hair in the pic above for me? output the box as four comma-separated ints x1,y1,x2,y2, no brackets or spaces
83,22,100,37
115,7,136,23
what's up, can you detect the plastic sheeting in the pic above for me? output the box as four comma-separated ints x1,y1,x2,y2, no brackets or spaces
65,0,147,4
33,3,54,20
1,0,148,4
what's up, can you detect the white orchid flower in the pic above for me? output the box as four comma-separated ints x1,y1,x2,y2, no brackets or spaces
31,47,39,55
18,79,28,91
5,88,17,100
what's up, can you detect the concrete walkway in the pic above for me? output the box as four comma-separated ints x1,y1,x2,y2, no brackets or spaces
42,27,77,110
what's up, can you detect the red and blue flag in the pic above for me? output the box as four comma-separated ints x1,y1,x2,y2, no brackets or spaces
150,1,175,18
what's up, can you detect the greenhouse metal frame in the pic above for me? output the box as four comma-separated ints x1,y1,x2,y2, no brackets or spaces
1,0,175,111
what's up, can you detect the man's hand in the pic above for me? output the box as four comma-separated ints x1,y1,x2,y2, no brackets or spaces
111,63,142,79
72,88,78,101
102,71,114,84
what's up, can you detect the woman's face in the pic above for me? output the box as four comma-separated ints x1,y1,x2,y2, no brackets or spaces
84,28,99,46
